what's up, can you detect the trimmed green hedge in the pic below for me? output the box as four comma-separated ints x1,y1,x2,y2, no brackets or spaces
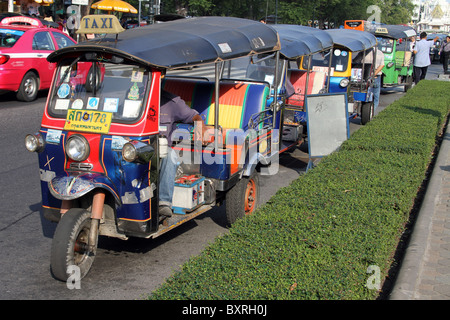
149,80,450,300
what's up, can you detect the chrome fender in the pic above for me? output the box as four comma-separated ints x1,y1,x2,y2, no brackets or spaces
48,173,121,205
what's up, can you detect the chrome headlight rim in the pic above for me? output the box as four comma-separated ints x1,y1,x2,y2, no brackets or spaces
122,140,154,163
339,78,350,88
65,134,90,162
122,142,137,162
25,133,45,153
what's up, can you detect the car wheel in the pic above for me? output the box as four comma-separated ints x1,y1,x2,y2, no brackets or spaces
17,71,39,102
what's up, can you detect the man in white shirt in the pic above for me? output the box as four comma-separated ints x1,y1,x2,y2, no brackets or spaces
413,32,439,84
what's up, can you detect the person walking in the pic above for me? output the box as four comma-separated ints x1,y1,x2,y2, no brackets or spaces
439,35,450,74
413,32,439,84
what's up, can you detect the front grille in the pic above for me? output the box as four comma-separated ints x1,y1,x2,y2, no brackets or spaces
69,163,93,171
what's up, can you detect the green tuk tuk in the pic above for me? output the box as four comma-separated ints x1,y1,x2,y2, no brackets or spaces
370,25,417,92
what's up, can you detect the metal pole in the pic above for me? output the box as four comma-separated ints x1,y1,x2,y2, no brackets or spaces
214,62,220,152
139,0,142,27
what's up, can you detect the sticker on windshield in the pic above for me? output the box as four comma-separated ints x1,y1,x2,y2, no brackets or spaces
123,100,141,118
87,97,100,110
54,99,70,110
131,70,144,83
58,84,70,99
103,98,119,112
72,99,83,109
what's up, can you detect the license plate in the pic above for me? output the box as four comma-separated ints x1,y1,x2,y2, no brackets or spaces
64,109,113,134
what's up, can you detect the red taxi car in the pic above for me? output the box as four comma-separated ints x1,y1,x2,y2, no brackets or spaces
0,15,77,101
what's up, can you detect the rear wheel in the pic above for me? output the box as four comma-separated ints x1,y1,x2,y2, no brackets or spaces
225,172,260,226
50,208,98,281
404,76,413,92
361,101,374,125
17,71,39,102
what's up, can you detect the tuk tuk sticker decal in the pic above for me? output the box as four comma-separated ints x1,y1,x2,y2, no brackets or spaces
72,99,84,109
46,129,62,144
103,98,119,112
54,99,70,110
64,109,113,134
87,97,100,110
128,82,140,100
57,84,70,99
123,100,142,118
131,70,144,82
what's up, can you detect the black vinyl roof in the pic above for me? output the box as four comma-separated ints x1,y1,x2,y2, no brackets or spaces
48,16,281,69
325,29,377,52
369,24,416,39
272,24,333,58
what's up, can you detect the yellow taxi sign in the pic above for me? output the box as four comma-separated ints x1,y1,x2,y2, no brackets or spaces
64,109,113,134
376,27,389,34
76,15,125,34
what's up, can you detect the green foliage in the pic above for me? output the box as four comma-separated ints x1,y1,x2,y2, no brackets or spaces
158,0,414,26
148,80,449,300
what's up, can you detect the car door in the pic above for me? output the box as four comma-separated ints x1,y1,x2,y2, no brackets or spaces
32,30,56,89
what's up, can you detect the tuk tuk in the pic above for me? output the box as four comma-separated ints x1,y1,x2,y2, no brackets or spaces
271,24,333,143
315,29,378,125
369,25,416,92
24,16,282,281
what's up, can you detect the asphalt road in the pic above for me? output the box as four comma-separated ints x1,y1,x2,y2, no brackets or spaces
0,63,441,299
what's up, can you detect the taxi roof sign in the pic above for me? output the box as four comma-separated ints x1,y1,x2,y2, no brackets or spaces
76,15,125,34
376,27,389,34
0,16,45,27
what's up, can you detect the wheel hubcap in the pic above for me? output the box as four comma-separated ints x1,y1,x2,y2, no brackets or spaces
244,179,256,215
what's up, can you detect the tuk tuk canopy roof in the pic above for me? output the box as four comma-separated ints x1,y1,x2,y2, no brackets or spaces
370,24,416,39
48,16,281,69
272,24,333,59
325,29,377,52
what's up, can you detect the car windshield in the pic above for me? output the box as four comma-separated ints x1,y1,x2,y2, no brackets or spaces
0,29,25,48
306,49,349,74
48,61,151,123
377,37,394,53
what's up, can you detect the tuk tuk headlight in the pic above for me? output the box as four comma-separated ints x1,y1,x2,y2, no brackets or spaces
387,62,395,68
122,141,154,163
25,133,45,153
339,79,349,88
66,135,90,162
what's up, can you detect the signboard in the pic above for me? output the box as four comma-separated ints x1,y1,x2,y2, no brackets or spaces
305,93,349,167
71,0,89,5
76,15,125,34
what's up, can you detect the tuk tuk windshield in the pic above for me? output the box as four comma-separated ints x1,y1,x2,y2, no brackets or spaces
303,49,349,74
48,61,150,123
235,54,284,89
377,38,394,53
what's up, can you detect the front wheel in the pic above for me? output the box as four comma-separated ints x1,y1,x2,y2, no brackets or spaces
50,208,98,281
360,101,374,125
225,172,260,226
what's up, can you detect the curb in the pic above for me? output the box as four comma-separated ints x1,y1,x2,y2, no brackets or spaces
389,120,450,299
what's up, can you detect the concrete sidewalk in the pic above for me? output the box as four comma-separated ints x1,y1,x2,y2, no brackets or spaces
389,113,450,299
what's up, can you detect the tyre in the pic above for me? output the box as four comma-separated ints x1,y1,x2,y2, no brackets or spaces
16,71,39,102
404,76,413,92
225,172,260,226
360,101,374,125
85,67,101,92
50,208,98,281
